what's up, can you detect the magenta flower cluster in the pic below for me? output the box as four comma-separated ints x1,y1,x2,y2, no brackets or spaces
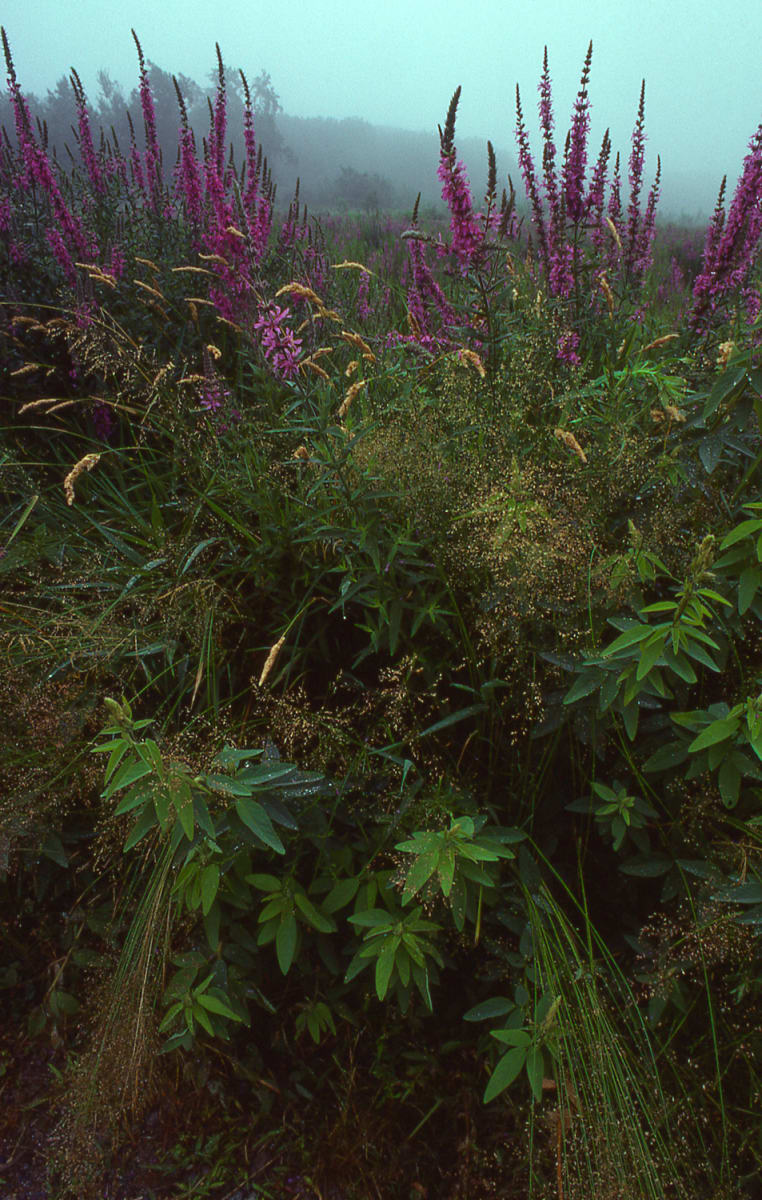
514,42,660,299
253,304,303,379
691,124,762,328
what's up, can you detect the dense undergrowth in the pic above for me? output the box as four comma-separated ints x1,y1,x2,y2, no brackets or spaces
3,27,762,1200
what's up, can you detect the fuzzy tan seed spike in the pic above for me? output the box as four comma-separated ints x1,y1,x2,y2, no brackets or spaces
133,279,166,301
456,348,486,377
641,333,679,352
258,634,286,687
64,452,101,506
605,216,622,251
554,429,588,464
338,379,366,419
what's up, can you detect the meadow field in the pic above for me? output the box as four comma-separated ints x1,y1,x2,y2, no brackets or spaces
3,29,762,1199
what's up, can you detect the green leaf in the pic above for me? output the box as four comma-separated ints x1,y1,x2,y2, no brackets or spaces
720,518,762,549
438,848,456,897
322,877,360,913
718,758,741,809
103,739,129,783
525,1046,544,1103
236,798,285,853
417,704,487,739
294,891,336,933
563,672,602,705
484,1047,527,1103
401,849,439,903
196,991,243,1021
490,1028,531,1047
246,873,282,892
463,997,513,1022
193,1001,215,1037
643,741,689,772
622,701,639,741
637,635,666,681
113,777,154,816
739,567,761,615
103,758,152,800
688,717,740,752
124,803,158,852
348,909,394,928
201,865,220,916
276,914,298,974
604,625,653,656
375,940,397,1001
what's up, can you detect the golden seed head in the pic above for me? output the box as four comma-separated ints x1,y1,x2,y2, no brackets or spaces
259,634,286,687
64,452,102,506
554,428,588,464
456,348,486,377
717,340,736,367
338,379,366,419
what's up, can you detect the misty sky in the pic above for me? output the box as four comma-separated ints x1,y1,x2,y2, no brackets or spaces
3,0,762,214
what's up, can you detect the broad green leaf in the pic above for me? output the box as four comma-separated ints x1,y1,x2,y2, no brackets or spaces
449,874,467,931
103,739,129,783
417,704,487,739
739,567,761,615
276,914,298,974
375,940,397,1001
203,773,258,797
718,758,741,808
236,798,285,853
294,891,336,933
622,700,639,741
103,758,152,800
437,848,456,897
124,803,158,852
643,741,689,772
484,1047,527,1103
563,672,602,705
603,625,653,656
463,997,513,1022
348,909,394,928
196,991,243,1021
175,783,195,841
246,873,282,891
525,1046,544,1103
401,849,439,903
490,1028,531,1047
113,778,154,816
201,865,220,916
193,1001,215,1037
322,877,359,913
720,518,762,549
688,717,740,752
636,635,666,681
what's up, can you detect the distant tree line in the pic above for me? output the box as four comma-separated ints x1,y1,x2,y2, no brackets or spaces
0,53,511,215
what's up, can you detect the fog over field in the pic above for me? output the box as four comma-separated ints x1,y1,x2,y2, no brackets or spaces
3,0,762,217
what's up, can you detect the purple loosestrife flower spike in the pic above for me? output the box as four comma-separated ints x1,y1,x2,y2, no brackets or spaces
440,86,461,156
516,84,550,271
131,30,162,212
691,124,762,326
173,76,203,226
70,69,104,195
563,40,592,224
537,47,560,227
634,155,660,276
587,128,611,249
625,81,647,271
